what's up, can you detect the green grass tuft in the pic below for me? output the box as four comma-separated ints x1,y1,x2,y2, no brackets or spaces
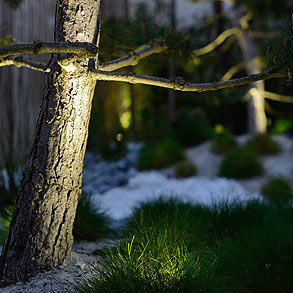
210,133,238,155
76,200,293,292
0,206,12,246
261,177,293,201
175,160,197,178
138,139,185,170
73,195,112,241
246,133,281,155
218,147,263,179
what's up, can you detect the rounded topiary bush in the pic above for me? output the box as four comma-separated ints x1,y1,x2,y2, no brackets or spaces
175,160,197,178
210,133,238,155
246,133,281,155
261,177,293,201
138,138,185,170
173,107,214,147
218,147,263,179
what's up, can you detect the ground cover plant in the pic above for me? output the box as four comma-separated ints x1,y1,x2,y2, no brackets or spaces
172,108,215,147
261,177,293,201
210,133,238,155
218,147,264,179
0,166,19,246
138,138,185,170
73,194,112,241
246,133,281,155
77,199,293,292
175,160,197,178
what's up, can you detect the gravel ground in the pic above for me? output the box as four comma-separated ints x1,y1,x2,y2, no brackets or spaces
185,134,293,193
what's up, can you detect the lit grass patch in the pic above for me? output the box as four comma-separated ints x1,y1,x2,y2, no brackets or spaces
77,200,293,292
77,236,222,293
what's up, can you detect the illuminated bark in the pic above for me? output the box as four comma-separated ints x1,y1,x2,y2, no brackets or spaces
0,0,101,284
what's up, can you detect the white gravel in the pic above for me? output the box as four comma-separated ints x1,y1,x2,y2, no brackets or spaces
91,171,262,222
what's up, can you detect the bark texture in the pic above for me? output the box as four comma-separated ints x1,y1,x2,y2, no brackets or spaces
0,0,100,284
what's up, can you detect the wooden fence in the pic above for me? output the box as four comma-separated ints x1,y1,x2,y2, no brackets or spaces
0,0,126,167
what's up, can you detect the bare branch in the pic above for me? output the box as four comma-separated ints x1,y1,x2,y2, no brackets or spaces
262,90,293,103
193,27,240,57
0,41,98,59
91,66,287,92
98,40,167,72
221,62,246,81
0,57,50,72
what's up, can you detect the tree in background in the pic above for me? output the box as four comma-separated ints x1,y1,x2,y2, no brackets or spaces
0,0,290,286
189,0,293,133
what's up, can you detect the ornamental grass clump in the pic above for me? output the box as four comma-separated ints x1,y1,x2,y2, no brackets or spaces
246,133,281,155
77,200,293,292
210,133,238,155
73,194,112,240
175,160,197,178
138,138,185,170
218,147,263,179
261,177,293,201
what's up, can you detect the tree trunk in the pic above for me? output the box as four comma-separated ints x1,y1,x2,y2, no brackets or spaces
231,6,267,133
0,0,101,284
168,0,176,124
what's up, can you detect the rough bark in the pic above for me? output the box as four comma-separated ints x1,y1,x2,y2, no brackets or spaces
0,0,100,284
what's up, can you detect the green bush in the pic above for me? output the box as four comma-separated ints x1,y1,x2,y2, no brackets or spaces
173,108,215,147
175,160,197,178
218,147,263,179
138,138,185,170
73,195,112,241
261,177,293,201
246,133,281,155
210,133,238,155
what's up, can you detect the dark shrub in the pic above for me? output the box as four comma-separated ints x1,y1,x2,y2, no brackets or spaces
210,133,238,154
218,147,263,179
261,177,293,201
138,138,185,170
73,195,112,240
173,108,214,147
246,133,281,155
175,160,197,178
